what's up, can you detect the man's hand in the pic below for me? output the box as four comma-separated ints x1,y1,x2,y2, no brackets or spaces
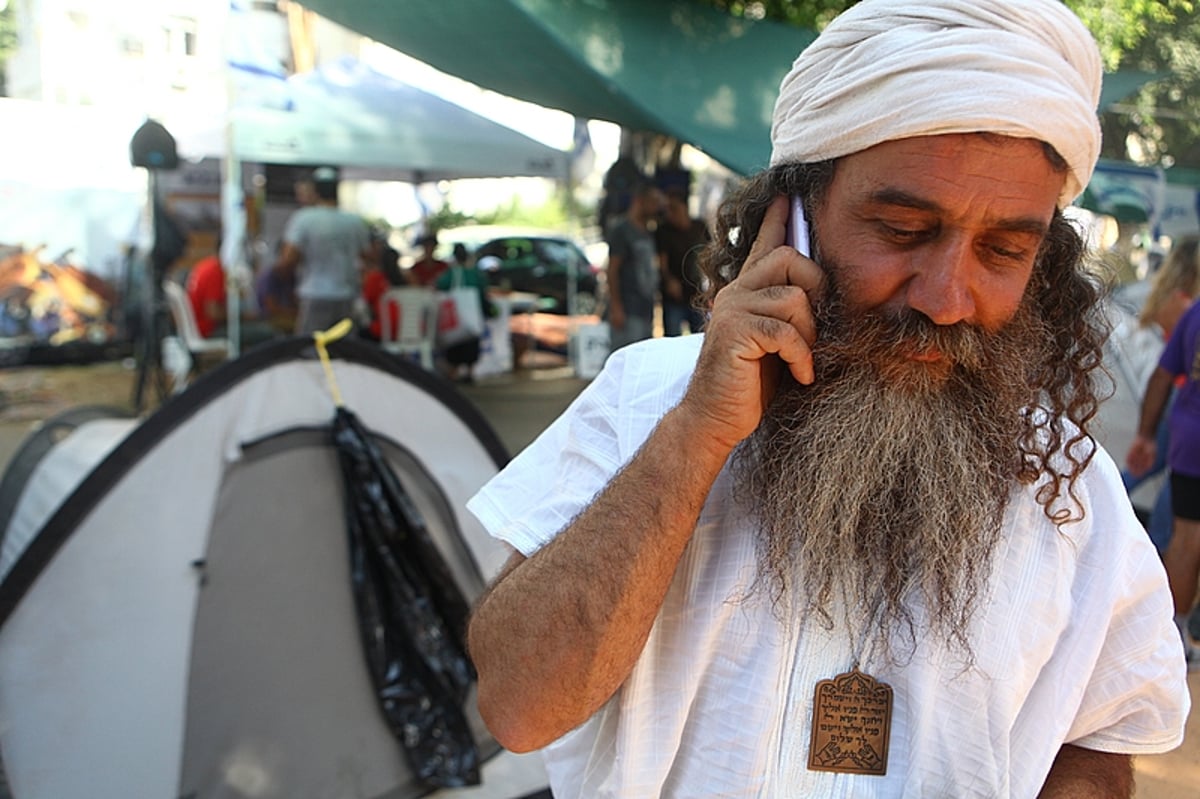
664,275,684,302
1126,433,1158,478
609,300,626,331
273,242,302,277
1038,744,1132,798
677,195,824,454
606,253,626,330
1129,365,1174,478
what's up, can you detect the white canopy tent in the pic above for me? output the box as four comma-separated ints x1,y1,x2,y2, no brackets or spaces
166,56,572,354
172,56,571,182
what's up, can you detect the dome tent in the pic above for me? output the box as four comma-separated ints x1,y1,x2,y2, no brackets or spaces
0,336,548,799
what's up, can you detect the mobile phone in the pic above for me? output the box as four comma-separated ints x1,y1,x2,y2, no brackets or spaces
785,195,811,258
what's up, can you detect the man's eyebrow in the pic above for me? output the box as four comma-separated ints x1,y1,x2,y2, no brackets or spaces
867,188,1050,236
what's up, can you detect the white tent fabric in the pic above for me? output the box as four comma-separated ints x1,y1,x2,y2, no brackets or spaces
0,339,548,799
0,418,136,582
173,57,570,183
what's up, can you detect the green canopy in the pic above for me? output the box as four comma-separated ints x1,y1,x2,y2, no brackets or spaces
297,0,1166,178
1077,158,1200,237
297,0,816,176
1098,69,1166,111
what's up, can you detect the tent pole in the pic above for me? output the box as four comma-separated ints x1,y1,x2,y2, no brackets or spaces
222,146,243,360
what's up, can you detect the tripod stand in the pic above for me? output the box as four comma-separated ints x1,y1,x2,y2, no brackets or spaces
130,268,174,413
129,170,185,413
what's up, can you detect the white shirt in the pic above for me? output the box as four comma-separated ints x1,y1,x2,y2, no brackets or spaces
282,205,369,299
468,336,1189,798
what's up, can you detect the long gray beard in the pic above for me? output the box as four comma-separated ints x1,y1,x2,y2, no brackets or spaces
731,293,1048,663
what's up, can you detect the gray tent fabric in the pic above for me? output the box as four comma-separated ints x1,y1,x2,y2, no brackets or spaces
0,338,548,799
180,429,488,797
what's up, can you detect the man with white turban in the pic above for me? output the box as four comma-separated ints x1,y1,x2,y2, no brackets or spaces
466,0,1190,796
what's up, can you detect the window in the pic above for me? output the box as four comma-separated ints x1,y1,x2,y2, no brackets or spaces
120,36,145,56
164,16,198,58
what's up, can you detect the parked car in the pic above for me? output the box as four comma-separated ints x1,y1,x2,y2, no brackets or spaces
440,227,601,316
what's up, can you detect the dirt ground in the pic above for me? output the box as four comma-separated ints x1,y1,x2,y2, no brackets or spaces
0,359,139,423
0,360,1197,796
0,360,142,473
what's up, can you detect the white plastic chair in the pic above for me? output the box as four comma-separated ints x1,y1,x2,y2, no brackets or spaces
377,287,437,370
162,280,230,390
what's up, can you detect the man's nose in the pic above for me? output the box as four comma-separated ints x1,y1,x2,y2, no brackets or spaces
906,240,977,326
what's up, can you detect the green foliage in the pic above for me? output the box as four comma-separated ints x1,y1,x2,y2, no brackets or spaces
700,0,1200,168
423,192,578,235
1066,0,1188,70
0,1,17,96
479,193,576,229
1095,2,1200,167
701,0,853,29
423,204,489,233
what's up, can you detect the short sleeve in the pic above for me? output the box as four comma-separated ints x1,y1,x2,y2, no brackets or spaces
356,219,370,254
466,358,628,556
607,223,632,263
467,337,702,556
1158,324,1185,375
1157,300,1200,376
282,209,305,247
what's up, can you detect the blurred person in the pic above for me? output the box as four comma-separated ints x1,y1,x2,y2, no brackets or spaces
360,231,410,342
1128,238,1200,668
598,148,644,235
604,180,665,351
186,244,278,349
464,2,1189,796
656,187,710,335
435,243,493,382
293,174,319,207
255,260,298,336
410,232,450,287
1122,236,1200,552
1138,237,1200,335
272,167,372,335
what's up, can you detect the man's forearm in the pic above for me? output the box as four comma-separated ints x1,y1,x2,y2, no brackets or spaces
468,405,734,753
1038,744,1133,798
1136,367,1174,438
273,242,301,277
606,256,623,316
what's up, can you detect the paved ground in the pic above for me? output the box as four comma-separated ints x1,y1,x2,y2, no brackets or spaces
0,356,1196,796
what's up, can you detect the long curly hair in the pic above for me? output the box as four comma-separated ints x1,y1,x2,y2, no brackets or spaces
697,160,1110,524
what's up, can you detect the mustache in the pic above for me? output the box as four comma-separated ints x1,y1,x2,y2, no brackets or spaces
815,304,990,374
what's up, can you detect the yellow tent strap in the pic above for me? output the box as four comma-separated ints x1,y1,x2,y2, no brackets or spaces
312,318,355,408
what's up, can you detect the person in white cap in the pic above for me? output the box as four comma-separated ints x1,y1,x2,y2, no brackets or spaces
465,1,1190,796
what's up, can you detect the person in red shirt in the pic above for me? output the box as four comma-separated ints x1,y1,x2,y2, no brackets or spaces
409,232,449,287
360,237,409,341
185,253,278,349
186,254,227,339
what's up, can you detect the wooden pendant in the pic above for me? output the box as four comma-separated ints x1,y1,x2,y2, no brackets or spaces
807,667,893,776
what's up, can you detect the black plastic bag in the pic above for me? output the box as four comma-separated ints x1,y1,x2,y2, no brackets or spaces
332,406,480,788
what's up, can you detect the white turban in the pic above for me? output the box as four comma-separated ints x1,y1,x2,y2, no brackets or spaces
769,0,1102,205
